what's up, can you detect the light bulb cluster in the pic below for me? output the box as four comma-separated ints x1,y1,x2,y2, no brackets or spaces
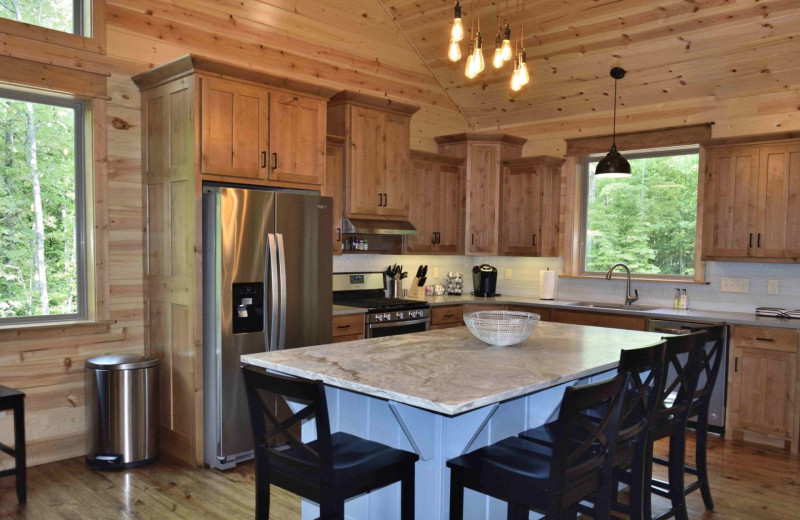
447,1,530,92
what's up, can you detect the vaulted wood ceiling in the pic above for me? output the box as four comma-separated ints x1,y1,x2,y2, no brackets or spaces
383,0,800,138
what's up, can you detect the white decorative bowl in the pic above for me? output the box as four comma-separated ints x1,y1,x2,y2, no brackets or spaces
463,311,541,346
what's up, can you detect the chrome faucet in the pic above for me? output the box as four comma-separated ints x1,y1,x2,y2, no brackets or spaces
605,263,638,305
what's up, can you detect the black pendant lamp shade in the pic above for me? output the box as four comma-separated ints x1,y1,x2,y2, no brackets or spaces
595,67,631,177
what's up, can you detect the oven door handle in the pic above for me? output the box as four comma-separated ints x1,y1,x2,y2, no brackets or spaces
368,318,431,330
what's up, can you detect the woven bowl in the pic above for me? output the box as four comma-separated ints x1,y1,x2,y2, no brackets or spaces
463,311,541,346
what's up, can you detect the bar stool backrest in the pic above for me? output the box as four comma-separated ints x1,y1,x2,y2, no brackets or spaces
692,325,726,413
617,341,667,444
551,373,629,511
657,331,706,424
242,365,333,475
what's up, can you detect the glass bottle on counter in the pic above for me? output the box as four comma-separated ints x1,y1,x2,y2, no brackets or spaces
673,288,681,309
679,289,689,310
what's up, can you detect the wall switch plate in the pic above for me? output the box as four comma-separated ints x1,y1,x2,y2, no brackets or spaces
720,277,749,293
433,267,439,279
768,280,779,295
505,268,512,280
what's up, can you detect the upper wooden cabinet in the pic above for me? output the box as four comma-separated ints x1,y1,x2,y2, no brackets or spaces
328,92,419,219
501,156,564,257
268,92,327,185
406,151,464,255
324,136,345,255
702,140,800,261
436,134,526,256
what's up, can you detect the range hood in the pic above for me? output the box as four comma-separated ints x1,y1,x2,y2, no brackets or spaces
342,218,417,235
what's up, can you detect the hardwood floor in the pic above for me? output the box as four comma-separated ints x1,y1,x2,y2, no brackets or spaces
0,434,795,519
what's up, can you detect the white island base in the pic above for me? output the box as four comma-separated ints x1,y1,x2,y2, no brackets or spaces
242,323,665,520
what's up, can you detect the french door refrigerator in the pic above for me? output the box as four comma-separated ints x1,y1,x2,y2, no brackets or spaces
202,184,332,469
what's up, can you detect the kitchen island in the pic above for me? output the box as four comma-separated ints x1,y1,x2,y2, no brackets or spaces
243,322,666,520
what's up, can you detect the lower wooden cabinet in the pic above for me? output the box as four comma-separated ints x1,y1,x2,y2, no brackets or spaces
463,303,508,314
728,325,799,452
550,309,645,331
332,314,365,342
509,305,551,322
430,305,464,330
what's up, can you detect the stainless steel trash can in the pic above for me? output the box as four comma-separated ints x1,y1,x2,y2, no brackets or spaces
85,354,159,470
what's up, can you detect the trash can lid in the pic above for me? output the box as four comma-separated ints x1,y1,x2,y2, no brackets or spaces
85,354,159,370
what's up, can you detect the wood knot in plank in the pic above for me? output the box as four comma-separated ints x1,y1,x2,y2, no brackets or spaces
111,118,132,130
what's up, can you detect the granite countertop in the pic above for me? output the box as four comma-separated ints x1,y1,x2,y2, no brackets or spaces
242,322,665,416
333,295,800,330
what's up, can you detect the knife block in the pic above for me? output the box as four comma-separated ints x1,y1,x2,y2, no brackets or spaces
407,277,426,298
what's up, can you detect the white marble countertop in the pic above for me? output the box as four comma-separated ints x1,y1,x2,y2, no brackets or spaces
332,295,800,330
242,322,665,416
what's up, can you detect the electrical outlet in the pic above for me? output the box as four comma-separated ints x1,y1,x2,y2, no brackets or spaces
720,277,749,293
505,268,512,280
768,279,779,295
433,267,439,279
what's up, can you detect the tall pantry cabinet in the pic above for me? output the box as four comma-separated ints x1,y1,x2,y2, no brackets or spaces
133,55,335,466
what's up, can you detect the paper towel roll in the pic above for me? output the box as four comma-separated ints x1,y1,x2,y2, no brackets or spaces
539,270,556,300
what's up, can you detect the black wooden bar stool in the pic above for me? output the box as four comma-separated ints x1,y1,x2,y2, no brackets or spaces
0,385,26,503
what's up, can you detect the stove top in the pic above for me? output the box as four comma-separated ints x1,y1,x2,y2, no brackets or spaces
335,297,429,313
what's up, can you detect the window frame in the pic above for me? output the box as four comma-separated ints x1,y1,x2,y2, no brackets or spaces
578,145,701,281
0,0,106,55
0,87,88,325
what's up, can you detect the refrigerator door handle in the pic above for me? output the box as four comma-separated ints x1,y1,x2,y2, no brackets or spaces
266,233,279,352
276,233,288,350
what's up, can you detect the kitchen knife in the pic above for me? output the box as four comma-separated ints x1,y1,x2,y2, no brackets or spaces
422,265,428,277
418,276,426,287
416,265,423,278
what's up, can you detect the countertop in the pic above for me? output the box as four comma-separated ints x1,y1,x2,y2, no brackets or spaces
242,322,665,416
333,295,800,329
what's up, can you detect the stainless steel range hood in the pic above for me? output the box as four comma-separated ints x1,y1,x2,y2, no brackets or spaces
342,217,417,235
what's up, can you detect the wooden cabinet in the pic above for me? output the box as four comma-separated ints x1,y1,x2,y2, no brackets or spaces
430,305,464,330
268,92,327,185
728,325,799,452
702,140,800,261
200,75,268,180
464,303,508,313
550,309,645,331
332,314,365,342
325,136,345,255
328,92,419,219
501,156,563,257
509,305,551,322
436,134,526,256
406,151,464,254
134,56,336,466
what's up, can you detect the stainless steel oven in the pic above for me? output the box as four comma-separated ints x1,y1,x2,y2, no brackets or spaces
646,318,729,434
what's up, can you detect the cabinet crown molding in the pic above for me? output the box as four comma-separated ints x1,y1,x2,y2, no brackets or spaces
410,150,465,166
503,155,565,168
435,133,527,147
327,90,420,116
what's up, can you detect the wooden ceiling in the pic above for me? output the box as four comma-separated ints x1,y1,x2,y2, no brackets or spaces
383,0,800,135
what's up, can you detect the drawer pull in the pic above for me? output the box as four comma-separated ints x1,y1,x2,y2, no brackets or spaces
443,314,454,318
337,325,351,330
754,337,774,342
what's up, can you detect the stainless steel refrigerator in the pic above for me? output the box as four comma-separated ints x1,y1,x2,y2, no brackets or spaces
202,184,332,469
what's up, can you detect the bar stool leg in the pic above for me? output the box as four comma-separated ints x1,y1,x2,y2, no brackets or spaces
668,433,689,520
695,411,714,510
13,397,26,504
449,474,464,520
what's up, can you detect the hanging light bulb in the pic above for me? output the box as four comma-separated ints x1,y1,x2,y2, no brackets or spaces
451,1,464,42
501,24,512,61
464,40,477,78
510,60,522,91
472,33,485,74
448,39,462,62
517,50,529,86
492,33,504,68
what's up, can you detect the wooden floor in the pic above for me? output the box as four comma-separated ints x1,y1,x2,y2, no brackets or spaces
0,434,797,519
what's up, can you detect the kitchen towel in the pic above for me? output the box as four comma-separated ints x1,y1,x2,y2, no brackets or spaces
539,269,556,300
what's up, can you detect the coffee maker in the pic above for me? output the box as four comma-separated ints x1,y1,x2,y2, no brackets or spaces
472,264,498,297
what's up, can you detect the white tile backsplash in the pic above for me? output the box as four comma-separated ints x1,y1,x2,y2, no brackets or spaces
334,254,800,313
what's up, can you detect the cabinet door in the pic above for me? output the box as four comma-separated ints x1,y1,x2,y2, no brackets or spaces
755,144,800,258
502,164,542,256
701,146,759,258
550,309,645,331
729,346,796,439
200,76,268,179
538,165,560,257
466,144,500,255
325,143,344,255
382,113,410,217
435,164,463,254
269,92,326,185
406,159,438,253
349,106,385,216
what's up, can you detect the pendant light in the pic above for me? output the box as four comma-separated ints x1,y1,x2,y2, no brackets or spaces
493,32,504,68
516,12,529,87
448,39,462,62
450,1,464,42
595,67,631,177
501,23,512,61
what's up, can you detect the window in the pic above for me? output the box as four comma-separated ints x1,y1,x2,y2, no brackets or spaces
0,0,104,54
0,0,80,35
0,89,86,324
580,148,699,279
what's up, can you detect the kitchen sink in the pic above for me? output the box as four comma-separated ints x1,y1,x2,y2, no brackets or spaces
565,301,663,311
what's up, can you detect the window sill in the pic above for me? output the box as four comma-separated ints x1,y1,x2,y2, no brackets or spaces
0,320,115,342
560,275,709,285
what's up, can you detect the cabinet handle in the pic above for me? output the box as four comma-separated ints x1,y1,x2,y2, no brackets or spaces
755,337,774,342
261,151,267,168
532,233,537,246
734,357,738,373
432,232,437,244
378,193,383,207
749,233,753,248
272,153,278,170
436,232,441,244
757,233,761,248
471,233,474,245
336,227,341,242
383,193,388,207
443,314,455,318
336,325,351,330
